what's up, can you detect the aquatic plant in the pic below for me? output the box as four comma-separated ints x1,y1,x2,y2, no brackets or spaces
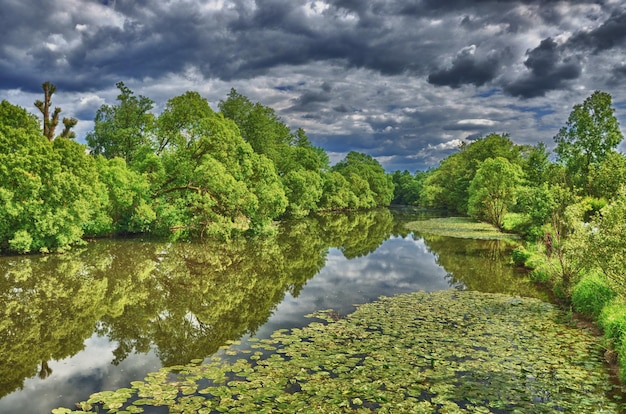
54,290,623,413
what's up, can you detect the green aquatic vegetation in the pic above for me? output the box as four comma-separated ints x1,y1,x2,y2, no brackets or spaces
55,290,623,413
406,217,519,241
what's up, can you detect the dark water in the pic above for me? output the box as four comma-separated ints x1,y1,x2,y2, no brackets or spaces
0,208,549,413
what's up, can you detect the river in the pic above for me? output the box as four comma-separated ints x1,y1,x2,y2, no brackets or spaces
0,208,616,413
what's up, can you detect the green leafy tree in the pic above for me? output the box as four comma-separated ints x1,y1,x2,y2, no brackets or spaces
95,156,155,234
152,92,287,237
218,89,293,169
568,189,626,296
422,133,522,213
391,170,426,205
468,157,522,230
219,91,328,216
332,151,394,207
520,142,551,186
282,169,324,218
86,82,155,165
317,171,358,211
588,151,626,200
0,101,98,253
554,91,624,192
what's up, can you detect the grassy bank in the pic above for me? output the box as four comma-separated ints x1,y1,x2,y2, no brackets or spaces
513,241,626,382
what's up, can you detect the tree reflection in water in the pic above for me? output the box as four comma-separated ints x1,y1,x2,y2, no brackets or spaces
0,208,396,400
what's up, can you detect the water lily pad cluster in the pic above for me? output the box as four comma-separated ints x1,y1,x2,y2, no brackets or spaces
55,291,623,413
406,217,519,241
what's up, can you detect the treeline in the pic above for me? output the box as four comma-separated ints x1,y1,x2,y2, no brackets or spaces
0,82,394,254
393,90,626,293
395,90,626,379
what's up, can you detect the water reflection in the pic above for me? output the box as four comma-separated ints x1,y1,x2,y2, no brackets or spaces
0,209,539,413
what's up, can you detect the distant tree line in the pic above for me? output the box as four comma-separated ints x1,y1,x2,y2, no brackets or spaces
393,90,626,298
0,82,394,253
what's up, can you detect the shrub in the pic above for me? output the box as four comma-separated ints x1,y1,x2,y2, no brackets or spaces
598,298,626,344
571,270,616,319
529,268,551,283
511,246,531,267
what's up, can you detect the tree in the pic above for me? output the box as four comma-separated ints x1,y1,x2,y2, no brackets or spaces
34,81,77,140
468,157,522,229
422,133,522,213
86,82,155,165
0,101,95,253
520,142,551,186
218,89,293,170
554,91,624,192
332,151,394,207
568,189,626,296
152,92,287,237
391,170,426,205
588,151,626,200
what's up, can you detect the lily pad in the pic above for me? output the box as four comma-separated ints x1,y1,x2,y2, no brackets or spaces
406,217,519,241
57,291,623,413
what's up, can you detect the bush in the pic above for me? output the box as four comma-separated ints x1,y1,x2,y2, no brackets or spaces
571,270,615,319
511,246,531,267
529,268,551,283
598,298,626,344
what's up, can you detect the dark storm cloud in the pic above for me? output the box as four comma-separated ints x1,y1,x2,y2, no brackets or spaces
428,46,504,88
567,8,626,53
504,38,582,98
2,0,626,172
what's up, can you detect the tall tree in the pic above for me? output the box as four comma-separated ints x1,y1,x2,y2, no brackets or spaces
0,101,99,253
86,82,155,165
468,157,522,230
422,133,521,213
332,151,394,207
554,91,624,192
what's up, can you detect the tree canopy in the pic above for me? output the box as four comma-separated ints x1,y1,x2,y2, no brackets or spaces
554,90,623,192
0,83,397,253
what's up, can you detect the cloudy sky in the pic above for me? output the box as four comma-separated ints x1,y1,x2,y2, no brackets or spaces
2,0,626,171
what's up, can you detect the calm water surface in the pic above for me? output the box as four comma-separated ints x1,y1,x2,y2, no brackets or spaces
0,208,549,413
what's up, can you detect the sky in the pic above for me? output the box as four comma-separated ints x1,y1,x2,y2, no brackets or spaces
1,0,626,172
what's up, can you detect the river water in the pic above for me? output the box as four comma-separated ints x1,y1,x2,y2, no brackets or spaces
0,208,604,413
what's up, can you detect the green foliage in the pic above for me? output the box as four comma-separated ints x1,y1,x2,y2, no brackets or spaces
589,151,626,200
554,91,624,192
150,92,287,237
86,82,155,165
511,246,531,267
598,298,626,344
568,189,626,296
391,170,426,205
468,157,522,229
57,291,619,413
422,133,522,213
218,88,293,169
94,156,155,234
317,171,358,211
282,168,323,218
0,100,102,253
520,142,551,186
219,90,329,217
571,270,616,319
332,151,394,208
